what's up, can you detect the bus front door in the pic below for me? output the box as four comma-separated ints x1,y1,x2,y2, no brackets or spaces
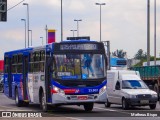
45,55,52,103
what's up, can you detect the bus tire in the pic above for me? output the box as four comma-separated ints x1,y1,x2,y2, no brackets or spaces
83,103,94,112
23,102,29,107
15,88,23,107
40,91,48,112
154,84,159,100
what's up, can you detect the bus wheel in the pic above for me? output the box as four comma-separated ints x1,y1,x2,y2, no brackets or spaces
23,102,29,107
40,92,48,112
15,88,23,107
83,103,94,112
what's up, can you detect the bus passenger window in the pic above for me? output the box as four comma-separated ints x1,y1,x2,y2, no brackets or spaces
40,62,44,72
40,51,45,61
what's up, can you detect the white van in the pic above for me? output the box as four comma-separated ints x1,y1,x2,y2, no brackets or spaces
105,70,158,110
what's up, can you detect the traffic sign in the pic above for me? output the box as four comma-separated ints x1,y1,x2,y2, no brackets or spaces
0,0,7,22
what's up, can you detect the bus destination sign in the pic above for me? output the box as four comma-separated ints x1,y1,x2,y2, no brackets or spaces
60,44,98,50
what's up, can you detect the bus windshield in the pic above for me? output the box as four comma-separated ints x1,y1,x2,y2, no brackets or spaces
53,54,106,80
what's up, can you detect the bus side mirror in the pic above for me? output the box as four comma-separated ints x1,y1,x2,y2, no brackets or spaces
105,56,108,69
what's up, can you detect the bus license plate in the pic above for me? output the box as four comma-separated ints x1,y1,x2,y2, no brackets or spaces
140,100,149,104
77,96,88,100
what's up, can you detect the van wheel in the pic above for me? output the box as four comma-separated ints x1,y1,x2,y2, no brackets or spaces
40,91,48,112
83,103,94,112
149,104,156,109
105,99,111,108
154,84,159,100
122,98,129,110
15,88,23,107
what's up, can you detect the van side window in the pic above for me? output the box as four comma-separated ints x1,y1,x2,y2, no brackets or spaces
115,81,120,90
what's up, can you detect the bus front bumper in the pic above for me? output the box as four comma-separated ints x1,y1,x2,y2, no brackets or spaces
51,91,107,105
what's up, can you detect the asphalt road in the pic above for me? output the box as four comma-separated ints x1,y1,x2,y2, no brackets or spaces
0,92,160,120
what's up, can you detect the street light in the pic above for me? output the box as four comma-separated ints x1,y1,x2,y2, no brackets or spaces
29,30,32,46
154,0,157,65
147,0,150,66
70,30,77,37
95,2,106,42
40,37,43,45
61,0,63,42
21,19,26,48
74,19,82,37
23,3,30,47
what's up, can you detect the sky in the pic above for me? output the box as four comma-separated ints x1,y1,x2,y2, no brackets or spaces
0,0,160,59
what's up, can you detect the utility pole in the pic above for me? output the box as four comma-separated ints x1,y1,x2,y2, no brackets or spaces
45,25,48,44
61,0,63,41
147,0,150,66
154,0,157,65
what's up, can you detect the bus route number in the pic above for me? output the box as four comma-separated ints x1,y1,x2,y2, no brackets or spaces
88,89,98,93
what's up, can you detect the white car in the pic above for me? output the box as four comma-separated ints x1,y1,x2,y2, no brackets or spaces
105,70,158,110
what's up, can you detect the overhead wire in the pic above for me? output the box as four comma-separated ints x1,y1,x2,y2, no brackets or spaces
7,0,25,11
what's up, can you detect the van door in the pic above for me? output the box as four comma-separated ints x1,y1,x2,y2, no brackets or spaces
113,81,122,104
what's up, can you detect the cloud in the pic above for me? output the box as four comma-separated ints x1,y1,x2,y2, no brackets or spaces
67,0,86,11
0,0,160,59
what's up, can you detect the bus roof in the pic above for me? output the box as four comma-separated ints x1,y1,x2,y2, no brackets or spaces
4,40,102,56
60,40,98,43
4,47,33,56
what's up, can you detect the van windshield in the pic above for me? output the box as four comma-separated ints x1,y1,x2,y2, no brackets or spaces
122,80,148,89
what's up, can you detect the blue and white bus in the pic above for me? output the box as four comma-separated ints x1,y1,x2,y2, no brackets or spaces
4,40,107,111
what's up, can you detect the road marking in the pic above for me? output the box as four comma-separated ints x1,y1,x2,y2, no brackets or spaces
66,117,84,120
42,112,84,120
0,105,20,110
94,107,116,112
94,107,130,115
0,105,37,111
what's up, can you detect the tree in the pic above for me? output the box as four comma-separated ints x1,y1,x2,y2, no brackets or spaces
112,49,127,58
134,49,147,60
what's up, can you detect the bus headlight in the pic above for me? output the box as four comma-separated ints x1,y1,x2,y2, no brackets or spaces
54,86,59,92
99,85,107,94
52,86,65,95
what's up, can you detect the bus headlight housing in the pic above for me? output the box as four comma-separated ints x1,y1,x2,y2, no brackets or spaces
52,86,65,95
99,85,107,94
